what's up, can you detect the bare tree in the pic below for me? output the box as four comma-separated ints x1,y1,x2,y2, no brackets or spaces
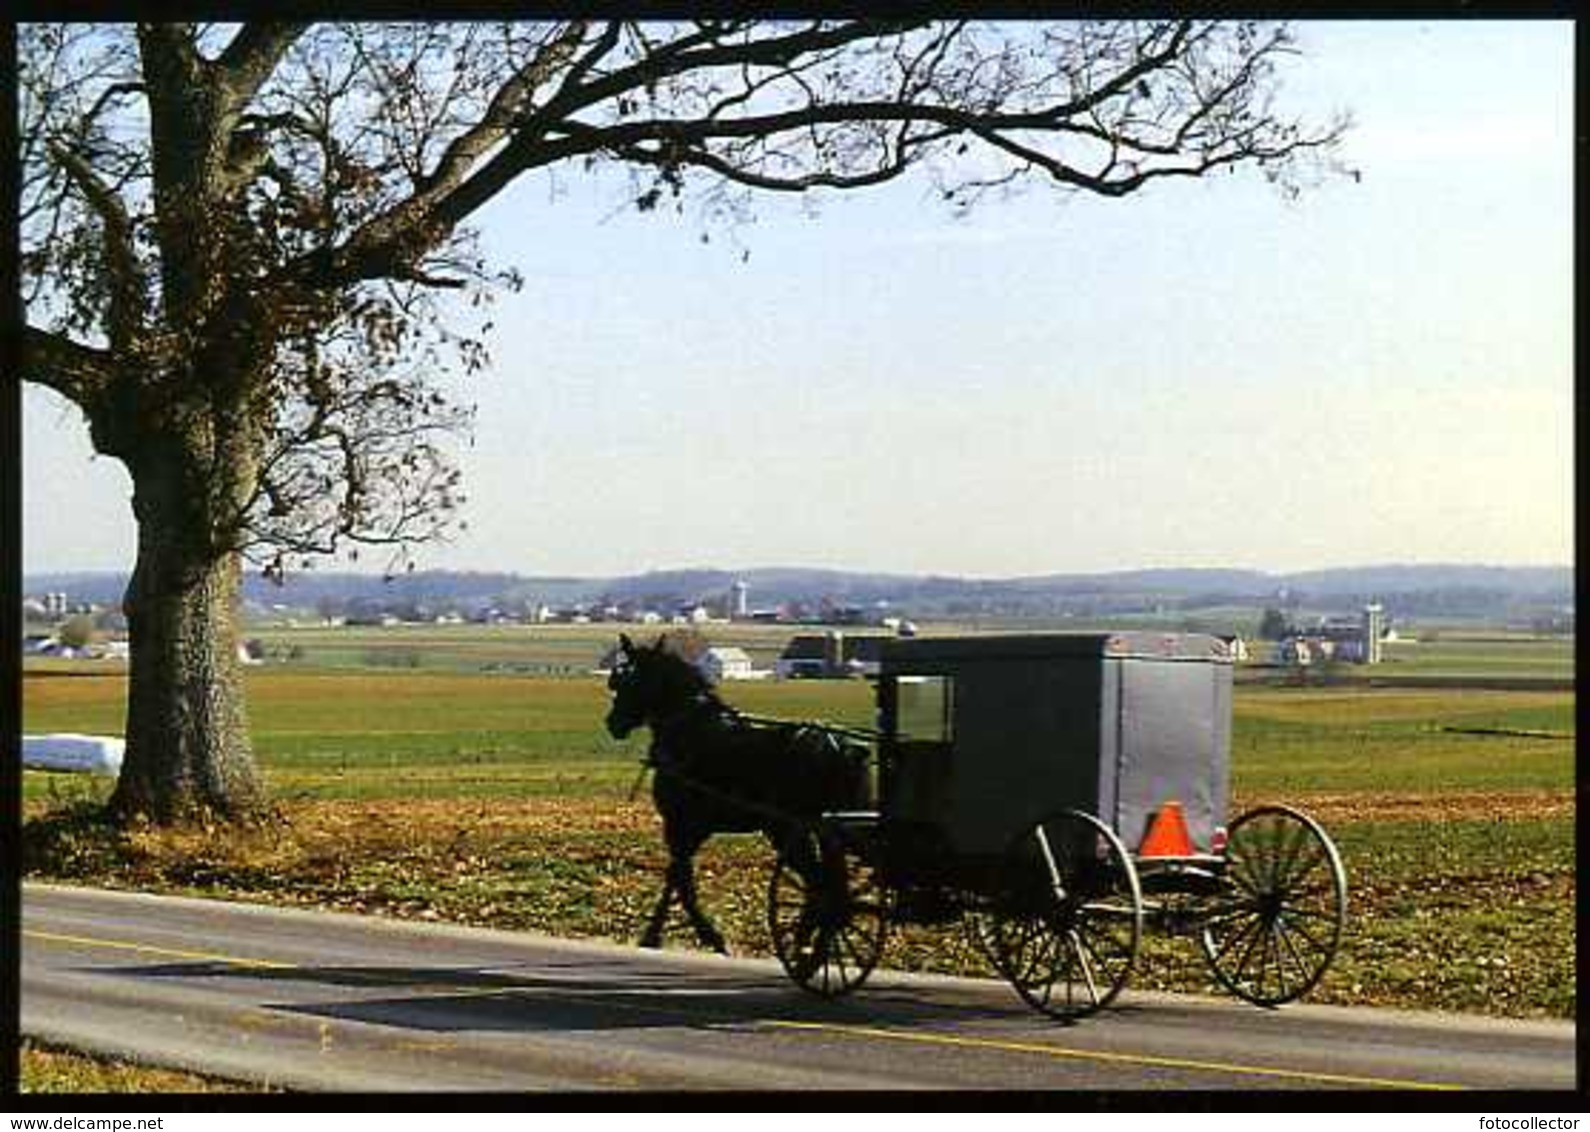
19,20,1347,823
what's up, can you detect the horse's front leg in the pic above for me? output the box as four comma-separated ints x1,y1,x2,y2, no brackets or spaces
639,873,674,949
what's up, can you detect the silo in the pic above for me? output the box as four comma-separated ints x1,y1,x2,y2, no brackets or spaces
1362,603,1385,664
824,630,845,676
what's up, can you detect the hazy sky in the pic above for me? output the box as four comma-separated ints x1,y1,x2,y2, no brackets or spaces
21,21,1575,579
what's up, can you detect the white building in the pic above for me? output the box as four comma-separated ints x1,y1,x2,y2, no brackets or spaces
672,604,711,625
697,646,759,683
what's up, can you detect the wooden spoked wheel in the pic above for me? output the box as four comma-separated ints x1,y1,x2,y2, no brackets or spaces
1200,804,1347,1006
767,823,888,998
990,809,1143,1021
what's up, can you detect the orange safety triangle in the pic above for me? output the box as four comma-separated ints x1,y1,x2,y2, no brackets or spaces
1138,800,1195,857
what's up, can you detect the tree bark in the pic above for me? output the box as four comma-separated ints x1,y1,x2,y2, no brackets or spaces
108,442,268,823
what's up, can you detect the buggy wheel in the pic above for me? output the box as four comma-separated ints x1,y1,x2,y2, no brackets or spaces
962,910,1006,977
767,823,887,998
991,809,1142,1022
1200,804,1347,1007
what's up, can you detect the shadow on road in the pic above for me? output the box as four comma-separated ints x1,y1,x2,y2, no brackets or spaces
105,956,1065,1035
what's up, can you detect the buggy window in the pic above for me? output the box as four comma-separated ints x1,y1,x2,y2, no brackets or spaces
896,676,954,743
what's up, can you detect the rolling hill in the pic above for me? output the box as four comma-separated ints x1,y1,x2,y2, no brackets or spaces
24,563,1573,624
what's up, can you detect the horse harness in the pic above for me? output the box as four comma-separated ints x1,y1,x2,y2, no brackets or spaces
630,694,866,829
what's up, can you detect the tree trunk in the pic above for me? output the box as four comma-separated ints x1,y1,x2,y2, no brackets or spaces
108,444,268,823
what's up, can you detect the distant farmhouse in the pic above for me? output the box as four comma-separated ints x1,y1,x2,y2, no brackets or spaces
1215,634,1250,662
697,646,761,683
776,632,891,679
1275,603,1389,666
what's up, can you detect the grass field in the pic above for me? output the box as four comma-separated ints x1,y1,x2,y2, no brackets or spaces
1379,634,1575,680
1231,685,1574,795
23,665,1570,804
19,626,1577,1024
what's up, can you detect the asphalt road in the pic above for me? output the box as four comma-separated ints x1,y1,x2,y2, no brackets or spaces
21,883,1577,1093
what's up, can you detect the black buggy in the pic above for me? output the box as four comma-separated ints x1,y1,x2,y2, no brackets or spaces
766,632,1348,1021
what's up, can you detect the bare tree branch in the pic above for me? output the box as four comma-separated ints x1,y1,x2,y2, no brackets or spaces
21,325,118,405
78,80,147,132
292,22,591,289
418,21,590,195
47,139,147,349
214,21,311,110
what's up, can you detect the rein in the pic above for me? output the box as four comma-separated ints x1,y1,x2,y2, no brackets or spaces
634,698,868,828
730,712,884,744
626,760,651,802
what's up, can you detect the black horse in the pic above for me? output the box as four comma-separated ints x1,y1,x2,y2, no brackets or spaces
604,633,870,953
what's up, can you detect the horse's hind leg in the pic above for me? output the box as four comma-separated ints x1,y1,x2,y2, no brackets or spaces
672,855,729,955
642,827,728,954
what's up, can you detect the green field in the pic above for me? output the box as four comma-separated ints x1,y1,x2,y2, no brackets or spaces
1376,634,1574,680
23,664,1571,804
19,626,1577,1020
1231,685,1574,795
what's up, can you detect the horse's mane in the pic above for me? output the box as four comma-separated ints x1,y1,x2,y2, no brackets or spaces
645,637,732,712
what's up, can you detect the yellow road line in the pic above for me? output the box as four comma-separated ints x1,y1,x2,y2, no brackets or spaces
764,1018,1468,1091
23,929,293,970
25,927,1467,1091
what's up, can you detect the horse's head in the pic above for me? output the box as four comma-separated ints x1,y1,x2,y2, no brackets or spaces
604,633,710,739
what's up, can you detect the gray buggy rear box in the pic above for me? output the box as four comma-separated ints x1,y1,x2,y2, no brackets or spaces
877,633,1233,856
